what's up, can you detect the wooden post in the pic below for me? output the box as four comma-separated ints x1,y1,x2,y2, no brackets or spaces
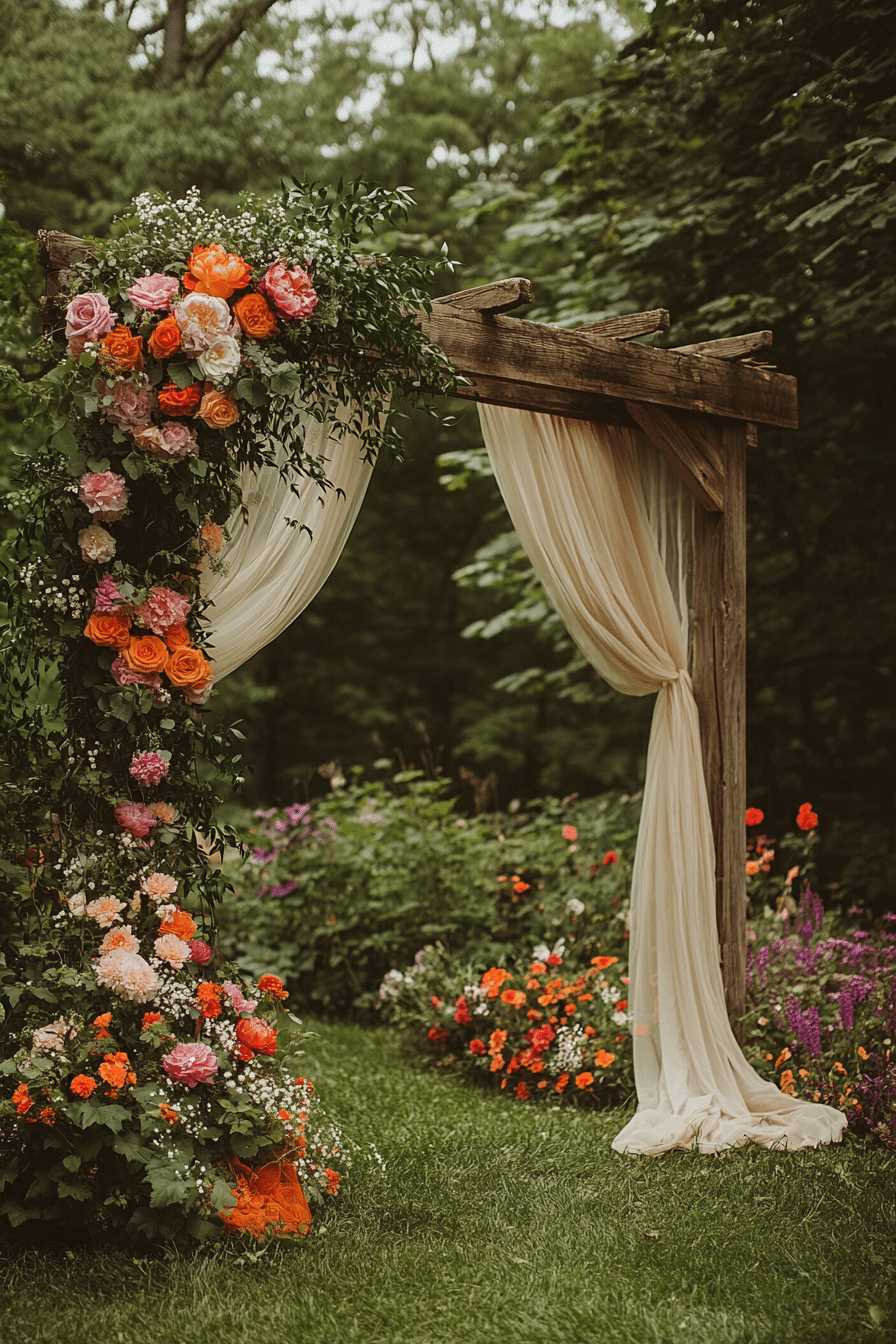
692,420,748,1022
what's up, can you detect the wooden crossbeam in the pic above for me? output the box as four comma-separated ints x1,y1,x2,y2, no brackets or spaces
434,278,533,314
673,331,773,361
419,305,797,430
572,309,670,340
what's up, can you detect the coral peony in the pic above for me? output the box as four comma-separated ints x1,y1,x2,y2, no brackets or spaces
127,273,180,311
197,389,239,429
84,611,131,650
135,586,191,635
200,523,223,554
142,872,178,902
129,751,168,786
157,381,202,417
78,523,116,565
86,896,126,928
79,471,129,522
99,925,140,956
173,292,236,353
95,949,159,1003
189,939,213,965
745,807,765,827
561,825,578,841
236,1017,278,1056
114,801,157,838
102,324,144,373
184,244,251,299
162,1042,219,1088
154,933,192,969
258,261,317,321
233,292,278,338
152,802,180,824
66,292,117,356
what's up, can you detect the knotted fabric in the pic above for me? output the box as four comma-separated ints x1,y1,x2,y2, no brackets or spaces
479,404,845,1153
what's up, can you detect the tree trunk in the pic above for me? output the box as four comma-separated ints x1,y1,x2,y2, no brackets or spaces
157,0,189,89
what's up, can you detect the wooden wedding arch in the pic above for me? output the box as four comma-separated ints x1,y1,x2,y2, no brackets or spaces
39,234,799,1021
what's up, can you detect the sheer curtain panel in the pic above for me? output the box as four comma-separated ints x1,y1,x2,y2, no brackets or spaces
478,403,845,1155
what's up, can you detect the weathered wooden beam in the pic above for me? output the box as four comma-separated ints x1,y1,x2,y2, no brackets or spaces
625,402,725,512
38,229,96,335
673,331,773,362
691,420,748,1024
450,373,636,425
417,305,798,429
573,309,670,340
434,278,533,315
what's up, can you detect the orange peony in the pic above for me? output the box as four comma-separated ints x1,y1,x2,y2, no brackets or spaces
198,389,239,429
157,381,202,417
102,324,144,372
159,910,198,941
123,634,169,675
184,244,252,299
236,1017,278,1056
233,292,278,338
148,315,182,360
70,1074,96,1099
166,645,212,689
84,611,131,649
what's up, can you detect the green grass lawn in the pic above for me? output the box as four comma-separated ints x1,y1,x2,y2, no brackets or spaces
1,1020,894,1344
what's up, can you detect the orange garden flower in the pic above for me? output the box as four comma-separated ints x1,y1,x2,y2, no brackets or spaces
200,523,224,555
141,1012,163,1030
512,881,530,894
746,861,761,877
561,825,578,841
93,1012,113,1038
148,315,182,360
500,989,527,1010
123,634,169,675
152,802,180,824
184,243,252,298
515,1082,531,1100
592,956,619,970
70,1075,97,1099
775,1048,792,1068
481,967,512,998
489,1054,505,1072
258,974,289,1000
164,625,191,651
236,1017,279,1056
797,802,818,830
157,381,202,417
554,1073,570,1093
159,1103,179,1125
488,1029,507,1053
37,1107,56,1126
98,1052,135,1090
780,1069,796,1096
198,389,239,429
166,645,213,689
469,1039,487,1055
594,1049,616,1068
13,1083,32,1115
102,324,144,372
745,807,764,826
325,1168,342,1196
233,292,279,338
84,611,131,649
160,910,198,941
575,1072,594,1089
602,851,618,866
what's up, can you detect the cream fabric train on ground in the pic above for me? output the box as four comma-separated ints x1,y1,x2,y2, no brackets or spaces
478,403,846,1155
202,409,374,680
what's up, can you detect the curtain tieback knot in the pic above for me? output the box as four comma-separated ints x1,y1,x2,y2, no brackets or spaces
666,668,693,693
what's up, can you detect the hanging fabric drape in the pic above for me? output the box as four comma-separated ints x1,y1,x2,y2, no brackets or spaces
202,408,374,679
478,403,845,1154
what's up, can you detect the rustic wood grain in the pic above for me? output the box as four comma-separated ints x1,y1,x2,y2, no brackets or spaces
574,309,670,340
434,278,533,314
418,305,798,429
38,230,97,338
692,420,747,1024
625,401,726,512
673,331,773,361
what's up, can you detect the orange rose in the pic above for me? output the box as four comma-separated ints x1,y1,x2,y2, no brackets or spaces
166,646,212,689
159,910,197,941
165,625,191,651
157,382,202,417
148,315,182,360
198,389,239,429
184,244,251,299
200,523,223,555
84,611,131,649
123,634,169,674
102,324,143,372
233,293,278,339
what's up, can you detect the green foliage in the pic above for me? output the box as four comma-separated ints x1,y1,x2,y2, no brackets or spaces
217,780,641,1016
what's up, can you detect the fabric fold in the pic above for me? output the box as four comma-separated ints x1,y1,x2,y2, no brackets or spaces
478,402,845,1155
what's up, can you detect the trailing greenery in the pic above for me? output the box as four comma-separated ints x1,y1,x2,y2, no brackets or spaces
0,1019,893,1344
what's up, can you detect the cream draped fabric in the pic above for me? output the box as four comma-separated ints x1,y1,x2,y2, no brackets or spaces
478,403,846,1155
202,409,373,679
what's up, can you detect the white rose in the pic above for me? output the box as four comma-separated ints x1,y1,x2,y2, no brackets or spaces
67,891,87,917
173,293,235,355
78,523,117,564
197,334,242,380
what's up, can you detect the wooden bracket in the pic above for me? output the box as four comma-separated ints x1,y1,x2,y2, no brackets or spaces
625,402,726,512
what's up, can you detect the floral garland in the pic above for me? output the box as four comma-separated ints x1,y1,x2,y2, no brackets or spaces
0,181,446,1241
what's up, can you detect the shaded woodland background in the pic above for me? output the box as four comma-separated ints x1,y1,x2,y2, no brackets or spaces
0,0,893,904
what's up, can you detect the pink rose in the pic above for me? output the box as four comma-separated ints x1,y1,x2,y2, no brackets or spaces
78,524,116,565
66,292,117,356
114,801,157,838
172,293,236,356
189,939,213,966
134,423,197,460
221,980,257,1014
127,273,180,311
135,586,191,636
95,376,156,433
258,262,318,321
162,1042,219,1088
79,471,129,522
129,751,168,786
110,655,161,691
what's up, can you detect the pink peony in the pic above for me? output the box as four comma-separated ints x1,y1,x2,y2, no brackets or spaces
172,293,235,356
127,273,180,311
86,896,126,928
154,933,191,969
110,655,161,692
94,574,129,613
79,471,129,523
162,1042,219,1088
135,586,191,636
189,939,213,966
221,980,257,1015
99,925,141,956
95,376,156,433
258,262,318,321
78,523,116,565
96,949,159,1003
134,423,198,460
66,292,117,356
129,751,168,786
114,801,157,838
